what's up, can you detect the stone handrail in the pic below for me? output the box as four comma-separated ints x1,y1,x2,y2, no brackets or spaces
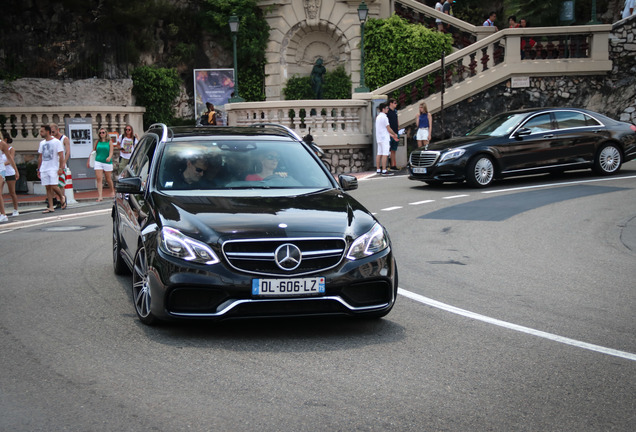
372,25,613,128
0,106,146,153
396,0,495,41
225,99,371,147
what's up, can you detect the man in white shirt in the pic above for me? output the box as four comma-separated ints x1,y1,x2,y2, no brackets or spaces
50,123,71,190
483,11,498,31
375,102,398,176
623,0,635,19
37,124,66,213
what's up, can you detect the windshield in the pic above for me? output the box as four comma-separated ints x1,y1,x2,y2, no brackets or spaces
156,139,333,191
466,113,527,137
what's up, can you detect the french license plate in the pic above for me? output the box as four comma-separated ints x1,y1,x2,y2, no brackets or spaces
252,277,325,297
412,167,427,174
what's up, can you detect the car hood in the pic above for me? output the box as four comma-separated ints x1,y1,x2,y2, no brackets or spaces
151,189,376,242
424,135,490,151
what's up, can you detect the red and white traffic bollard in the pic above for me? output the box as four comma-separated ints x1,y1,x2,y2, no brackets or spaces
64,168,78,205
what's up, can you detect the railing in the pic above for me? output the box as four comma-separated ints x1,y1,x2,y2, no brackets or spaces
395,0,495,48
0,106,146,153
226,100,371,147
372,25,613,128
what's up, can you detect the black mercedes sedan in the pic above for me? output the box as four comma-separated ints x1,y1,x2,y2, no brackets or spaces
408,108,636,187
112,124,397,325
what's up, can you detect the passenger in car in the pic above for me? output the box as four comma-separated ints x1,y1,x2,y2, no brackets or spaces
245,151,287,181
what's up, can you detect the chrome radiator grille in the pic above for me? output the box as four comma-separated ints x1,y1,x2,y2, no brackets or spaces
222,238,346,276
410,151,440,167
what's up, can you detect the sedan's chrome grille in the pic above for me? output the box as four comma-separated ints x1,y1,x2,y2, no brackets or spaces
410,151,440,167
222,238,346,276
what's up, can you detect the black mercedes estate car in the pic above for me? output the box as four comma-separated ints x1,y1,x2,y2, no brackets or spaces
112,124,397,325
409,108,636,187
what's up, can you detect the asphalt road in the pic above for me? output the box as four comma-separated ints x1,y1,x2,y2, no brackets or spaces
1,166,635,431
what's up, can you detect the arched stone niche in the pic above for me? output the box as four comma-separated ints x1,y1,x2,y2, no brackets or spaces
283,20,351,80
260,0,391,101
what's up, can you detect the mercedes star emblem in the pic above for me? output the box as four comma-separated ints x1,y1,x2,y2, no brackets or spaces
275,243,302,270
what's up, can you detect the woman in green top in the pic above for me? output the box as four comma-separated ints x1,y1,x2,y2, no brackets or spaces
87,128,115,202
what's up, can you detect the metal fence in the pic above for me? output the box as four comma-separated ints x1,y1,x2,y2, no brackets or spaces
0,34,131,80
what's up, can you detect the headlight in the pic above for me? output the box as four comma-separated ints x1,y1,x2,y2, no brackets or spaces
159,227,220,265
347,223,389,260
439,148,466,162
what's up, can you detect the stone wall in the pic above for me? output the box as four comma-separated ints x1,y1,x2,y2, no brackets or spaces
427,17,636,142
0,78,134,107
323,146,373,174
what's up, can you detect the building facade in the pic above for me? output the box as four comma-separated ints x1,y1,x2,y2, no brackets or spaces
258,0,392,100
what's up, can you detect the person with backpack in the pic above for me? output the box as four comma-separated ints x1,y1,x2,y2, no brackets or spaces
201,102,217,126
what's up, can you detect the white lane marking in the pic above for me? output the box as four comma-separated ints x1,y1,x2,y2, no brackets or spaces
443,194,469,200
0,209,111,233
381,206,403,212
398,288,636,362
409,200,435,205
482,175,636,194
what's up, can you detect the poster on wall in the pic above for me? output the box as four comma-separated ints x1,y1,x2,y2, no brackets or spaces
193,68,235,123
65,118,93,159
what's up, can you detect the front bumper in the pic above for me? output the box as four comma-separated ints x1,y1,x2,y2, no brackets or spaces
407,157,468,183
146,247,397,321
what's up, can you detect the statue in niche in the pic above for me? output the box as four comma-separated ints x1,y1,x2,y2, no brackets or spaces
304,0,321,23
310,58,326,99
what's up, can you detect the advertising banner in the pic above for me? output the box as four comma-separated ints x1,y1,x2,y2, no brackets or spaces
194,68,235,122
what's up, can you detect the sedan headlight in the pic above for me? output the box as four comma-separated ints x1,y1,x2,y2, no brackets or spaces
159,227,220,265
347,223,389,260
439,148,466,162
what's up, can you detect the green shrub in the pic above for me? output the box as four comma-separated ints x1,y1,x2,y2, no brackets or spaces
132,66,181,129
364,14,453,91
283,66,352,100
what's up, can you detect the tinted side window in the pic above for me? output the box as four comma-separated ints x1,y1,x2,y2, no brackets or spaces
554,111,593,129
523,114,553,134
128,136,156,176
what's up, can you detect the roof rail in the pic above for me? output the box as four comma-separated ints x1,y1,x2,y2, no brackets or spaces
249,123,303,142
147,123,170,142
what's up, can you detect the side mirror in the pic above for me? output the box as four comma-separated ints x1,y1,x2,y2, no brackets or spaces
311,143,325,157
514,127,532,138
116,176,143,194
339,174,358,191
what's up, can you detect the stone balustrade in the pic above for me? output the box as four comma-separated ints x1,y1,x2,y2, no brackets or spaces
0,106,145,155
226,99,371,147
372,25,613,128
395,0,495,44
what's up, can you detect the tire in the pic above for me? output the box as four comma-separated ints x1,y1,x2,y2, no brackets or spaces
112,219,129,275
593,143,622,175
466,155,495,188
132,246,159,325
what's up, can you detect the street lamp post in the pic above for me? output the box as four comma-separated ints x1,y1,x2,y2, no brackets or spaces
589,0,599,24
228,15,245,103
355,1,370,93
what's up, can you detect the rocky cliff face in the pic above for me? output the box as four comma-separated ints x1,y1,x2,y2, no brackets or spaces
0,79,134,107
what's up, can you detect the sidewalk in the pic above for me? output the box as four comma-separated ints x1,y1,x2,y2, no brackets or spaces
2,188,106,212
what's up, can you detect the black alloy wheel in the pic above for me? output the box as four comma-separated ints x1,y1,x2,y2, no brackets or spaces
112,219,129,275
132,246,158,325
